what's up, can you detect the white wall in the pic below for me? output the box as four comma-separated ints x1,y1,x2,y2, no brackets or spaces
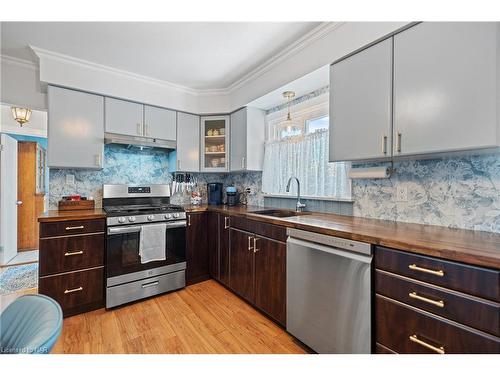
0,55,47,110
5,22,409,115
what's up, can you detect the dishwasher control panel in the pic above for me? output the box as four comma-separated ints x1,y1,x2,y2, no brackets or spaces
286,228,372,255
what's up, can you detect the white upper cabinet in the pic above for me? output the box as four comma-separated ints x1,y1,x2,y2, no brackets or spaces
393,22,499,156
230,107,266,171
176,112,200,172
329,38,393,162
105,97,144,137
201,116,230,172
144,105,176,141
48,86,104,169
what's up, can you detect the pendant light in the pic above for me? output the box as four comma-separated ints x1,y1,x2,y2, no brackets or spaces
282,91,297,133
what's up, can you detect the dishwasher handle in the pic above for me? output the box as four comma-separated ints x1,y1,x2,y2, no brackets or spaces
287,237,372,264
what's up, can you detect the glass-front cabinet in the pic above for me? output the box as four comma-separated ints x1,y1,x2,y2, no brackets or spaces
201,116,230,172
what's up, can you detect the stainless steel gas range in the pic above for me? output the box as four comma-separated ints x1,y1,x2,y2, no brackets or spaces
103,184,186,308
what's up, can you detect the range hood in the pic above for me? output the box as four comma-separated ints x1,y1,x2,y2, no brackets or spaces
104,133,176,150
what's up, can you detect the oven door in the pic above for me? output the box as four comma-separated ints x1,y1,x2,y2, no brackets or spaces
106,220,186,283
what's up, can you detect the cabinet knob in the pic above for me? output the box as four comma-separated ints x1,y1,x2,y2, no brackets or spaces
15,200,23,206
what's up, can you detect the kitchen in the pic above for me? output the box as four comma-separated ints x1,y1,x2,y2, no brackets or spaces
0,4,499,371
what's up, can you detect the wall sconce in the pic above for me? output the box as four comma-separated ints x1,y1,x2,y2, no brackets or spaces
11,107,32,127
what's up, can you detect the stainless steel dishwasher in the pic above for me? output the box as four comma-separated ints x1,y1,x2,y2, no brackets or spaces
286,228,372,354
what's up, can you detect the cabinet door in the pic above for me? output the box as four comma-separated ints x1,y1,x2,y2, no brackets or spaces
105,97,144,137
229,228,254,302
219,214,230,286
48,86,104,169
186,212,209,285
330,38,393,162
254,236,286,325
208,212,219,280
201,116,229,172
230,108,247,171
393,22,498,156
176,112,200,172
144,105,176,141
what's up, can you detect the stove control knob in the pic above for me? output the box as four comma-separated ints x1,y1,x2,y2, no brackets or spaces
164,214,172,219
147,215,154,221
173,213,180,218
118,217,126,223
128,216,136,222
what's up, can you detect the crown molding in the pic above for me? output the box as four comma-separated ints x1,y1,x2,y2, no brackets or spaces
27,22,344,98
0,54,38,71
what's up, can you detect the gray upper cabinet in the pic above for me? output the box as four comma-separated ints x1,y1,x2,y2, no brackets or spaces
176,112,200,172
144,105,176,141
393,22,499,156
329,38,393,162
48,86,104,169
105,97,143,137
230,107,266,171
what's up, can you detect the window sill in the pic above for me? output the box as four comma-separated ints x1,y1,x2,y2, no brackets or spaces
262,193,354,203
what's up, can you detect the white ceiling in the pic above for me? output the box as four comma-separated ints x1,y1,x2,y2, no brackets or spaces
1,22,321,91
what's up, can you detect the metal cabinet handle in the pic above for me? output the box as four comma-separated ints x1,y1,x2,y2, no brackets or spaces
65,225,84,231
137,123,143,135
177,159,181,170
241,157,245,169
253,237,259,253
409,335,445,354
409,292,444,308
94,154,101,167
224,216,230,229
409,264,444,277
64,250,84,257
382,135,388,155
144,124,149,136
396,132,402,153
64,286,83,294
142,281,159,289
187,214,191,226
248,236,253,251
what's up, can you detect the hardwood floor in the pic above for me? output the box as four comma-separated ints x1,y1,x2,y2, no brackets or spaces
52,280,310,354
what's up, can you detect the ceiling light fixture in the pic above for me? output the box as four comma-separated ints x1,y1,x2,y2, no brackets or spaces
11,107,32,127
282,91,296,132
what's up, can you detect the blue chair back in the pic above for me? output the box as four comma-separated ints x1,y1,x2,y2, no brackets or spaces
0,294,63,354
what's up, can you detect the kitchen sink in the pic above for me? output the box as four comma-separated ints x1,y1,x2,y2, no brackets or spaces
250,209,310,218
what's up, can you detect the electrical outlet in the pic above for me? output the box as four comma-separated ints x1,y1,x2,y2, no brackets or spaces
66,174,75,185
396,185,408,202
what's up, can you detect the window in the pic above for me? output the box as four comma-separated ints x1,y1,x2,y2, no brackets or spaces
263,93,351,200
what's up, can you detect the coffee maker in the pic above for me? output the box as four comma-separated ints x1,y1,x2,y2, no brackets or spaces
226,186,239,206
207,183,223,205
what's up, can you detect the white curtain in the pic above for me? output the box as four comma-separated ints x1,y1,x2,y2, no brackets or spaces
262,130,351,198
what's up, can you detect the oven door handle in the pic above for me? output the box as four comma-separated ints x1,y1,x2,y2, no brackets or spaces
165,220,187,229
107,226,142,235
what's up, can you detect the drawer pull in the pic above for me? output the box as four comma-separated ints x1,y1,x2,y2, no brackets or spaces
65,225,84,231
409,264,444,277
224,216,230,229
409,292,444,308
248,236,253,251
64,250,84,257
64,286,83,294
142,281,159,289
409,334,445,354
253,237,259,253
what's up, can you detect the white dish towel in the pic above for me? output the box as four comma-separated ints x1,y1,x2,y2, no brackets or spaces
139,223,167,264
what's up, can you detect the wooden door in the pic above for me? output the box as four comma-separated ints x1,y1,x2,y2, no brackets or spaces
186,212,209,285
144,105,176,141
219,214,231,286
229,228,254,302
176,112,200,172
105,97,144,137
330,38,393,162
254,236,287,325
207,212,219,280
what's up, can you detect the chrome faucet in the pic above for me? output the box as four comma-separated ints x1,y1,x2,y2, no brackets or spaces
286,176,306,212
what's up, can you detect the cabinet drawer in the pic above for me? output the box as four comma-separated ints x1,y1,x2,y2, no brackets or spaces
230,216,286,242
40,218,105,238
39,233,105,276
39,267,104,317
376,270,500,336
375,246,500,302
376,295,500,354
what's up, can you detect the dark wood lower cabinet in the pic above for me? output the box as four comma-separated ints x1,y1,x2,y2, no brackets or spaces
229,228,255,302
208,212,219,280
219,214,230,286
376,295,500,353
186,212,209,285
254,236,286,326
